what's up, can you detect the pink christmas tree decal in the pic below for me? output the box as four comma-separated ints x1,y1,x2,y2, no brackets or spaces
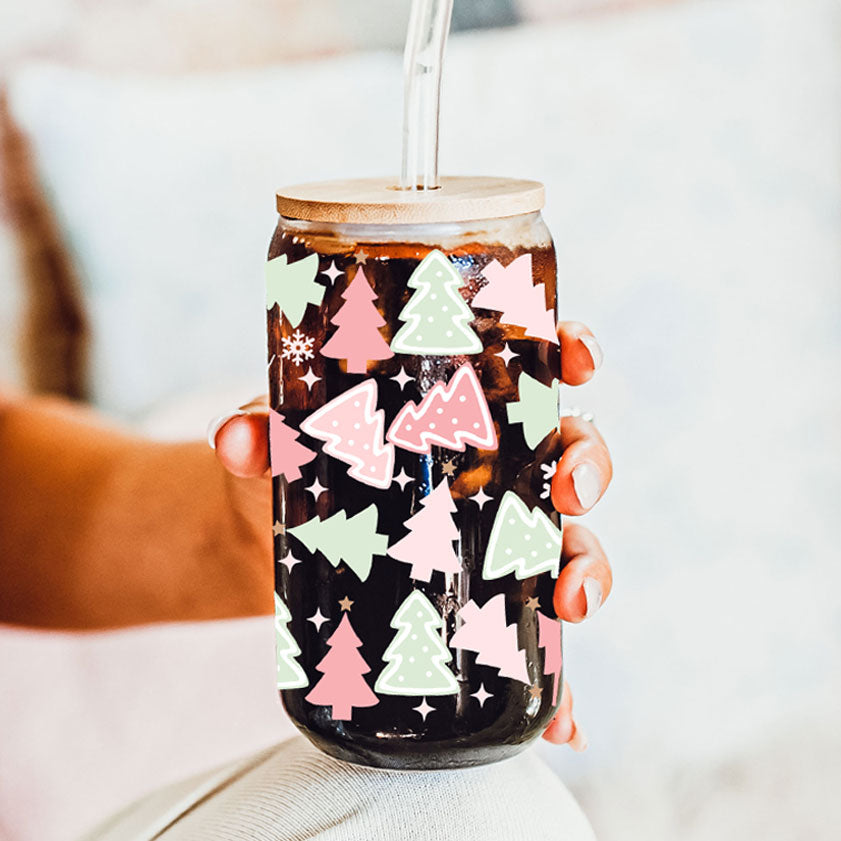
269,409,316,482
450,594,529,684
537,611,563,705
472,255,559,345
299,379,394,489
387,479,461,581
386,363,497,454
321,268,394,374
305,613,378,720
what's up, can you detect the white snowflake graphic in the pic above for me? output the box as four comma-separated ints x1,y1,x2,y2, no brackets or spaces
281,330,315,365
540,460,558,500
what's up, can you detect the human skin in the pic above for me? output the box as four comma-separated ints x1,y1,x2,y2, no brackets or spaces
0,321,611,749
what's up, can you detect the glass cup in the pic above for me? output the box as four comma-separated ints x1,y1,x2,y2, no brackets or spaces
268,176,564,769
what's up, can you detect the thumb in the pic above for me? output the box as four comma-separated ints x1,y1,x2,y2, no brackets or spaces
209,398,272,553
208,396,270,478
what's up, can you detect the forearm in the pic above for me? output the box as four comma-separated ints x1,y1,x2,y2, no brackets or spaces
0,395,272,629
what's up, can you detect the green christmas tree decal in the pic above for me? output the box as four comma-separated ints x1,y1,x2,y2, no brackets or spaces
265,252,324,328
374,590,459,696
288,504,388,582
274,593,308,689
506,372,560,449
482,491,563,581
390,250,482,355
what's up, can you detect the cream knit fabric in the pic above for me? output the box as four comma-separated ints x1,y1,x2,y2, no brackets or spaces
80,736,595,841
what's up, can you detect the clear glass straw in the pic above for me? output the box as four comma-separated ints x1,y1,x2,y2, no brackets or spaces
400,0,454,190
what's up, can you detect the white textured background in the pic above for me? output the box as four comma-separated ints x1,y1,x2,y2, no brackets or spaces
1,1,840,840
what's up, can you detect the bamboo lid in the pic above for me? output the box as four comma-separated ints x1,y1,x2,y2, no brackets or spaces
276,176,545,225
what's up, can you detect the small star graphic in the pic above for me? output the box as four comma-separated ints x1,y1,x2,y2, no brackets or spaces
392,468,413,491
471,683,493,707
470,487,494,510
441,458,457,477
279,551,301,573
338,596,354,612
354,249,369,264
528,684,543,700
524,596,540,611
272,520,285,537
413,698,435,721
301,367,321,391
495,343,518,366
307,607,329,631
321,260,344,284
390,366,413,389
306,477,328,499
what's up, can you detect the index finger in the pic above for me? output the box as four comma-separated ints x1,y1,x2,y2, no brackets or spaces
558,321,603,386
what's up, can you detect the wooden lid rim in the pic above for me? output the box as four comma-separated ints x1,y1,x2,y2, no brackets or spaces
275,176,545,225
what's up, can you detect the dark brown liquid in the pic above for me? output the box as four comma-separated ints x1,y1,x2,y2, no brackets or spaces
269,226,564,769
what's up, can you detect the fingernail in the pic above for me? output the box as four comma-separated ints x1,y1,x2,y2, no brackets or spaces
571,462,601,509
579,334,603,371
569,722,589,752
207,410,247,450
583,576,603,619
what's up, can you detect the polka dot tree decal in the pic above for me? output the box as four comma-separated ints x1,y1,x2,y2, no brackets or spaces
389,250,482,355
386,363,497,454
374,590,459,696
482,491,562,580
299,379,395,489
